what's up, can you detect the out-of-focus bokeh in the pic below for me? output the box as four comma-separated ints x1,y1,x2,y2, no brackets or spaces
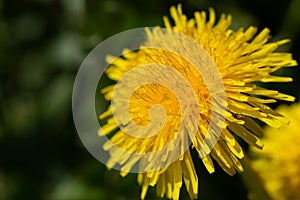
0,0,299,199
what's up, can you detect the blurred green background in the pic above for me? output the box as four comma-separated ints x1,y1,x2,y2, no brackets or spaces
0,0,299,199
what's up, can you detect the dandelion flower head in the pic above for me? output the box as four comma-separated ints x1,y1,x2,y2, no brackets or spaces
99,4,297,200
251,103,300,200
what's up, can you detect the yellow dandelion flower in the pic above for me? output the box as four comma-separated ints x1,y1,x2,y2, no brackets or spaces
99,4,297,200
251,103,300,200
